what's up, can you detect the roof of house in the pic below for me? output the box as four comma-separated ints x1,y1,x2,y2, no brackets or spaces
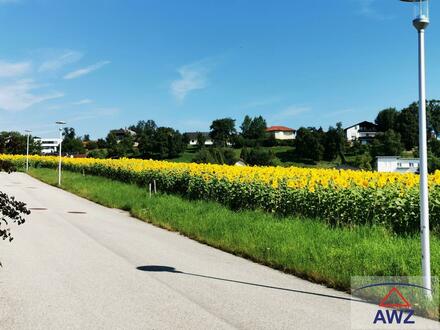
266,126,295,132
184,132,210,140
376,156,419,161
110,128,137,136
344,121,378,131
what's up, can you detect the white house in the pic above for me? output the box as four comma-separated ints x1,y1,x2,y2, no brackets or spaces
376,156,420,173
266,126,296,140
185,132,214,146
36,138,62,155
345,121,379,145
110,128,137,141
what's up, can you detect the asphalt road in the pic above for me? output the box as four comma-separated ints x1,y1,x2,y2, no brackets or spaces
0,172,438,330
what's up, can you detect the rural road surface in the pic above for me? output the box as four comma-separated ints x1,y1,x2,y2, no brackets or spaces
0,172,438,330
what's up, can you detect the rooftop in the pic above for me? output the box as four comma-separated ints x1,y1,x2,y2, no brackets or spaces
266,126,295,132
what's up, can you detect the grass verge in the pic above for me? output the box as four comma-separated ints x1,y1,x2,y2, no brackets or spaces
28,168,440,315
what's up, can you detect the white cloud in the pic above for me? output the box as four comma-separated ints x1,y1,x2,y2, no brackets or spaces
0,79,64,112
67,107,119,122
0,60,31,78
270,106,310,122
38,50,83,72
170,61,211,101
356,0,393,20
63,60,110,80
73,99,93,105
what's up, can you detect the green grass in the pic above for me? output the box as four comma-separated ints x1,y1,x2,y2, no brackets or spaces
28,168,440,293
168,146,199,163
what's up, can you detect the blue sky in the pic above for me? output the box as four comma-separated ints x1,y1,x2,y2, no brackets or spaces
0,0,438,139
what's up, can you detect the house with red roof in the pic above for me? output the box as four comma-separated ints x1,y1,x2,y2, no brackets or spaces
266,126,296,140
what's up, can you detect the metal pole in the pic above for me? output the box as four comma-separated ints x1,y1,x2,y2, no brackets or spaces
26,133,30,172
58,128,62,186
417,28,432,296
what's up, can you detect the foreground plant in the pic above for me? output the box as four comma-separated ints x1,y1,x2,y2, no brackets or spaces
0,191,29,242
0,160,30,266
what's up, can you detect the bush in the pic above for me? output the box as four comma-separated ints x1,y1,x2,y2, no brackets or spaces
1,160,30,265
87,149,108,159
352,153,373,171
0,160,16,173
193,147,238,165
241,147,276,166
428,155,440,173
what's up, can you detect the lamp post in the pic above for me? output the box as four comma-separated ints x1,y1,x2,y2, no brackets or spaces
401,0,431,296
56,121,66,186
24,130,31,172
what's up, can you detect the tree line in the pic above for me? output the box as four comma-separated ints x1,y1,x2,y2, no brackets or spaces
2,99,440,169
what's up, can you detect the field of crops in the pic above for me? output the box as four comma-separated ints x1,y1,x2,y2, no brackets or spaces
2,154,440,234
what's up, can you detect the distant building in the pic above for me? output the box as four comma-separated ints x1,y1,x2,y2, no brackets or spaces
36,138,62,155
376,156,420,173
344,121,379,145
110,129,136,141
266,126,296,140
185,132,214,146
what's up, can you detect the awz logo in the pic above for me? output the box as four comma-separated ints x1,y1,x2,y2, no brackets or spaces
373,287,415,325
373,309,415,324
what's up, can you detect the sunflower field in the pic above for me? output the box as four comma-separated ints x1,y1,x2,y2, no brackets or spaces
2,154,440,235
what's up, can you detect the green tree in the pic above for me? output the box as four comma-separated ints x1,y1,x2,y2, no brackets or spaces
429,139,440,158
106,132,133,158
150,127,185,159
240,116,252,138
323,122,345,161
0,131,41,155
249,116,267,140
210,118,236,147
375,108,399,132
132,120,158,159
240,115,267,141
428,100,440,137
129,120,157,137
371,130,403,157
195,132,206,149
395,103,418,150
62,127,85,155
294,127,324,161
85,140,98,150
97,138,107,149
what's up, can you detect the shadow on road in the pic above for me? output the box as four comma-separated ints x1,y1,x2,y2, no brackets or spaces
136,265,365,303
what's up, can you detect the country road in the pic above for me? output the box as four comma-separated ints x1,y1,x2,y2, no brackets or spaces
0,172,437,330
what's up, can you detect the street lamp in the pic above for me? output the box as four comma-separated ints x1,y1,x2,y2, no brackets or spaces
401,0,431,296
24,130,31,172
55,121,66,186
